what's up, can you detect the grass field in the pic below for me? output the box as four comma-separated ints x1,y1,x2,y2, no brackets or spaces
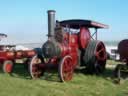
0,60,128,96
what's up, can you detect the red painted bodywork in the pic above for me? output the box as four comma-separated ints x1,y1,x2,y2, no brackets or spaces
79,27,90,49
0,50,36,63
60,33,79,67
44,27,91,68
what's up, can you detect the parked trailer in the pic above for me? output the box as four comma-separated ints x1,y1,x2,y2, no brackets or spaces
0,33,37,74
0,38,36,74
29,10,108,82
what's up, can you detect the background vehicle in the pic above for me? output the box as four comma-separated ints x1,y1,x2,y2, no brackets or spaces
114,39,128,83
0,33,36,74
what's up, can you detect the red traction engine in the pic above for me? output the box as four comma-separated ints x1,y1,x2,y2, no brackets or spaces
0,49,36,73
29,10,108,82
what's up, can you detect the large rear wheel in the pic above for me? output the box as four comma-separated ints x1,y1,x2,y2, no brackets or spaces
83,40,107,74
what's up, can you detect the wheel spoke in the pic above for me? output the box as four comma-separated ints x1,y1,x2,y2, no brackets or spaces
96,44,106,61
96,48,105,55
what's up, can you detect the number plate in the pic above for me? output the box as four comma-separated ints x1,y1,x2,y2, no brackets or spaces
15,59,24,63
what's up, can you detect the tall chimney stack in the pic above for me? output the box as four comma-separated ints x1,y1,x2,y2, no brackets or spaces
47,10,56,39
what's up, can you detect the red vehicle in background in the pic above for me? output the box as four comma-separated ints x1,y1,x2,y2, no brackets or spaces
0,33,36,73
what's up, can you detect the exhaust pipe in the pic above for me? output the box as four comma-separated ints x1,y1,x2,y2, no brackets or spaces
42,10,61,58
47,10,56,39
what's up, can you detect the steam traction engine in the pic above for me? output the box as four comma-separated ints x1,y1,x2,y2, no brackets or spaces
30,10,108,82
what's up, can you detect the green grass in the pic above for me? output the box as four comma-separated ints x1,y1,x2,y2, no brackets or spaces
0,60,128,96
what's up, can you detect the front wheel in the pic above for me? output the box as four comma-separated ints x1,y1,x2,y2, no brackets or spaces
29,55,45,79
58,55,74,82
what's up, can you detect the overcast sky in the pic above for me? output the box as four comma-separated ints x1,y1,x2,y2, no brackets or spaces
0,0,128,44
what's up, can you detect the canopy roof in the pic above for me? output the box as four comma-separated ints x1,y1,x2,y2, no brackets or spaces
59,19,108,29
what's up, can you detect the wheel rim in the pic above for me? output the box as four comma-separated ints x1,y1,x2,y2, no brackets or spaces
94,42,106,73
95,42,106,61
59,56,73,82
30,55,44,79
3,61,13,73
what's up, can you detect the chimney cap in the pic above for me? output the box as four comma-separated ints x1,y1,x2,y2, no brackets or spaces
47,10,56,14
